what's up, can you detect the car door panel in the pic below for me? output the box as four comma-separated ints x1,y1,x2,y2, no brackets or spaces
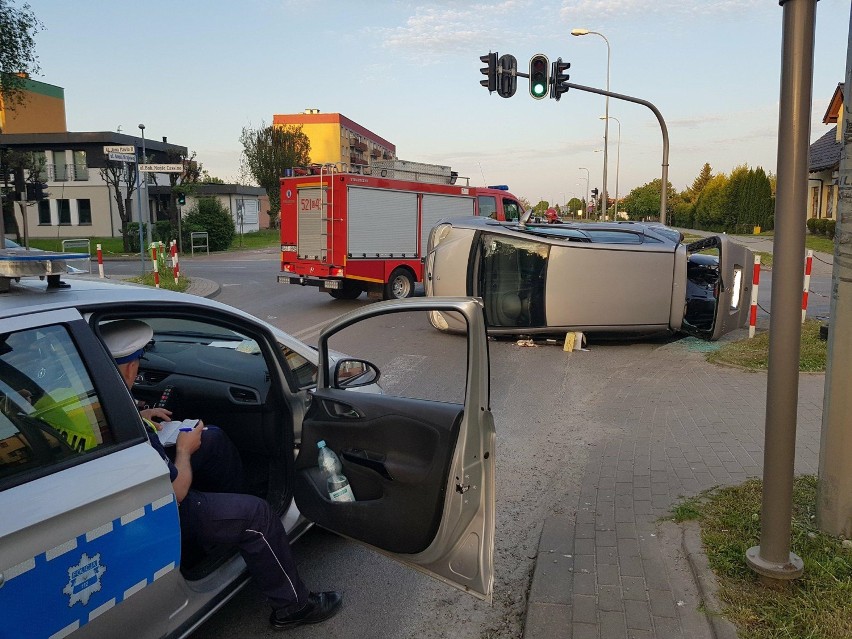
295,390,462,553
293,297,494,600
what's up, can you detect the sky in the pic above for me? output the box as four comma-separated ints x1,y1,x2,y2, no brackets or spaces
28,0,851,206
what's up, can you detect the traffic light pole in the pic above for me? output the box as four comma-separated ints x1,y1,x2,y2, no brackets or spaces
563,82,669,224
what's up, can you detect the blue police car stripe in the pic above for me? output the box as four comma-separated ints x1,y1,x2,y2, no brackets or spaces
1,494,181,639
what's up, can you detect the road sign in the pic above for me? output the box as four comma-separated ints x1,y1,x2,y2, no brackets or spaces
108,152,136,163
139,164,184,173
104,145,135,154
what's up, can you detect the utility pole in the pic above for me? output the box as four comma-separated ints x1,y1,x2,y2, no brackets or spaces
817,5,852,538
745,0,816,584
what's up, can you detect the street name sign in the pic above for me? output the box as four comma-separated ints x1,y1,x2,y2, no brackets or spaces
108,152,136,163
103,145,135,154
139,164,184,173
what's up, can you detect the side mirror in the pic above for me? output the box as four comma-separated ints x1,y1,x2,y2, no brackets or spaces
333,358,380,389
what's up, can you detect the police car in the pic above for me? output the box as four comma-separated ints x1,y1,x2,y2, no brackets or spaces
0,266,495,638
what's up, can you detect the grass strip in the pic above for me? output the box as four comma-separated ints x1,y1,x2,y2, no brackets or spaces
707,319,826,372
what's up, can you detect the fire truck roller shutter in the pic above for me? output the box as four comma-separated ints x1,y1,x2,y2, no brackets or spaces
347,188,418,257
420,194,475,256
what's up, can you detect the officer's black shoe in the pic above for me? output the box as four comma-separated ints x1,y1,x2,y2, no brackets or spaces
270,591,343,630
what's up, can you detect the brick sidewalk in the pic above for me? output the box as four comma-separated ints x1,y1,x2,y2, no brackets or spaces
524,336,824,639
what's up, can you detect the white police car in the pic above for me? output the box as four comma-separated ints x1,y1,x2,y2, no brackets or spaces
0,271,494,638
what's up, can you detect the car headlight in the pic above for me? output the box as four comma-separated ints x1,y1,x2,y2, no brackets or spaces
428,223,453,252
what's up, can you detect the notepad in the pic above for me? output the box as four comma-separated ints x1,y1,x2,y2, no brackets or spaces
155,419,200,446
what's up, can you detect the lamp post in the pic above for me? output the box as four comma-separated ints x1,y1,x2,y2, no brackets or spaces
135,124,146,271
578,167,590,219
138,124,151,249
601,115,621,220
572,28,611,221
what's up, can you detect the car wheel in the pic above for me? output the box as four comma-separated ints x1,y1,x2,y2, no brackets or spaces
327,280,363,300
384,268,415,300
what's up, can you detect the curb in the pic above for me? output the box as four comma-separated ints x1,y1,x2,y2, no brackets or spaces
680,521,739,639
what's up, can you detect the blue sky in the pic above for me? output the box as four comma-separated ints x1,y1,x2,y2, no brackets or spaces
31,0,850,206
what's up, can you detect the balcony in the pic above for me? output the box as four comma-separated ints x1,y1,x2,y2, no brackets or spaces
353,141,368,152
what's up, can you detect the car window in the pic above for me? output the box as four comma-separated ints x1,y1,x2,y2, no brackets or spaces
0,325,114,482
584,230,644,245
477,233,548,328
503,199,521,222
281,345,317,389
478,195,497,219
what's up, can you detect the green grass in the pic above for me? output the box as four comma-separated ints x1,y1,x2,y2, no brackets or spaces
26,229,280,255
706,320,827,372
125,272,190,293
755,251,773,269
805,235,835,255
671,476,852,639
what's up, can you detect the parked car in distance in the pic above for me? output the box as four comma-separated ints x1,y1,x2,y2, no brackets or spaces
425,216,753,341
0,273,495,639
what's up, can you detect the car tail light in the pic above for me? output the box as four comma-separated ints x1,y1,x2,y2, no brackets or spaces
730,267,743,310
331,268,344,276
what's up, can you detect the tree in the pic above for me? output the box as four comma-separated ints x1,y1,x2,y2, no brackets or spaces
239,123,310,226
99,160,140,252
518,196,532,212
693,174,729,231
566,197,584,217
158,150,202,230
1,149,46,241
532,200,550,215
620,179,675,222
0,0,43,125
200,170,224,184
688,163,713,200
183,198,234,251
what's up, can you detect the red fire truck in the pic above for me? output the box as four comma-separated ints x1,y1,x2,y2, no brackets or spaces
277,163,524,299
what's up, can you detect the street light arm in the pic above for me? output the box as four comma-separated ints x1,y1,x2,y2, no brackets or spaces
569,82,669,223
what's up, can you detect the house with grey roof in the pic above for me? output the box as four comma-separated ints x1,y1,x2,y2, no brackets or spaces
807,83,844,220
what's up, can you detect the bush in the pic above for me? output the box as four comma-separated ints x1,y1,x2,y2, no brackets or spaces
825,219,836,239
154,220,176,244
815,218,828,235
183,198,235,251
806,217,818,234
125,223,148,252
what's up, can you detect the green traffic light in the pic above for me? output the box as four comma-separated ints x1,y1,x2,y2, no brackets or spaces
532,82,546,97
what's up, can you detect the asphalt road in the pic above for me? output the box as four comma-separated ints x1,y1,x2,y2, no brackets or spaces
98,247,833,639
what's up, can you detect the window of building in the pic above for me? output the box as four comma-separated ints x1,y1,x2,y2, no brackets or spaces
38,201,51,225
0,325,113,483
77,199,92,225
57,199,71,225
52,150,67,181
73,151,88,181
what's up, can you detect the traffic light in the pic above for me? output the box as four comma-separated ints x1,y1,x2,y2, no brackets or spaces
480,52,497,93
550,57,570,101
497,54,517,98
177,192,186,206
591,188,599,199
25,181,48,201
529,54,549,100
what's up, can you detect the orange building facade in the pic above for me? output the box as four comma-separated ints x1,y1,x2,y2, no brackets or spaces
0,76,67,134
272,110,396,169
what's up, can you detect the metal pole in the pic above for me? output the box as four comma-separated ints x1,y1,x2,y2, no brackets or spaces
745,0,816,583
601,35,610,221
579,167,590,219
817,3,852,538
134,145,145,272
140,125,151,248
610,117,622,220
566,83,668,223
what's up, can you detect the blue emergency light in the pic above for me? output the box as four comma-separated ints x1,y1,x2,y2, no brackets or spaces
486,185,509,190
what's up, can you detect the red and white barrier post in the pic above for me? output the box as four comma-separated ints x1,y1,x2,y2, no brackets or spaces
749,255,761,338
150,243,160,288
801,249,813,323
170,240,180,284
96,243,104,279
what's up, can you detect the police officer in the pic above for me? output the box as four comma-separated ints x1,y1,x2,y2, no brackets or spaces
100,319,342,630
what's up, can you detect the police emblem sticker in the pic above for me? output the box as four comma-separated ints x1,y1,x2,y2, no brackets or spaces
63,552,106,606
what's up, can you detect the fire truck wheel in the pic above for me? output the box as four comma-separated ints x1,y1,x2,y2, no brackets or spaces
327,280,363,300
385,268,415,300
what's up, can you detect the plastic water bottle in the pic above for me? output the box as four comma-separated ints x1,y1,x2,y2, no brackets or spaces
317,440,355,502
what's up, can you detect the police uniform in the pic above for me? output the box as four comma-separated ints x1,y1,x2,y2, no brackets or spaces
102,320,310,612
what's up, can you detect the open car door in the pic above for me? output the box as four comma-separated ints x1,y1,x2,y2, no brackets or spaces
292,297,495,601
680,236,753,341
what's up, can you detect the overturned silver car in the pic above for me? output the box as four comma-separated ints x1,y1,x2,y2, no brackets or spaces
425,216,753,341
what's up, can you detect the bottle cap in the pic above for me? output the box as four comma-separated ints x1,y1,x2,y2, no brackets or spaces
317,440,326,449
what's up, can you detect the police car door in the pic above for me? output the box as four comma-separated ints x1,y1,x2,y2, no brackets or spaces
293,297,495,600
0,310,182,639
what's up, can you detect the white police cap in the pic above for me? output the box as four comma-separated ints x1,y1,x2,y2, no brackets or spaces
100,319,153,363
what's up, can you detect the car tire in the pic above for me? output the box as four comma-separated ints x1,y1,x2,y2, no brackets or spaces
327,280,363,300
384,268,415,300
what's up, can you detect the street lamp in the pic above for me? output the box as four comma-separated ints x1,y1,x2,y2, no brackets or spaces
134,124,146,271
572,28,611,221
600,115,621,220
138,124,150,248
578,167,590,219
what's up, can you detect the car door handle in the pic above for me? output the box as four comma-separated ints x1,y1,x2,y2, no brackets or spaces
321,399,364,419
342,448,393,480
